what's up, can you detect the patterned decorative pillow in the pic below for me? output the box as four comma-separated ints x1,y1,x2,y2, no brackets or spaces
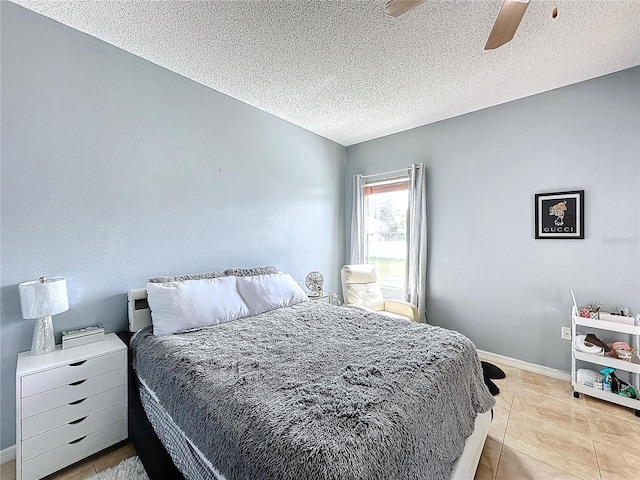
148,271,225,283
223,266,278,277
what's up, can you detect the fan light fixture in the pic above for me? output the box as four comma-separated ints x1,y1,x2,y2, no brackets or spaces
385,0,530,50
484,0,530,50
384,0,426,17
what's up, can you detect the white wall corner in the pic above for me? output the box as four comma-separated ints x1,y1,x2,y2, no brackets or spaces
477,349,572,382
1,444,16,464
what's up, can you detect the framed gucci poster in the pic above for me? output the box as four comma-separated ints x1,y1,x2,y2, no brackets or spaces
535,190,584,239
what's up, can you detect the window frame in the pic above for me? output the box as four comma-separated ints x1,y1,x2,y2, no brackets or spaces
362,175,409,293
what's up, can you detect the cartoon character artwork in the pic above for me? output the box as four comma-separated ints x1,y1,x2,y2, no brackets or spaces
549,200,567,226
535,190,584,239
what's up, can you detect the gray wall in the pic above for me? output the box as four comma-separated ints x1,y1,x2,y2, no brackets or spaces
0,2,345,450
347,67,640,373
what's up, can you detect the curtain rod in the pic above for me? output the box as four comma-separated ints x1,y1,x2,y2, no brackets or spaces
361,167,408,180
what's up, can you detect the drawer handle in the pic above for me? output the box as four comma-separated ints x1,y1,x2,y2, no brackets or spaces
69,361,87,367
69,398,87,405
69,379,87,386
69,436,87,444
69,416,87,425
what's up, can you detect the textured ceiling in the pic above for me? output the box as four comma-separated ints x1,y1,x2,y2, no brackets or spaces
12,0,640,146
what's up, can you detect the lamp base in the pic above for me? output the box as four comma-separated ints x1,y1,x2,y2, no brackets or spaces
31,315,55,355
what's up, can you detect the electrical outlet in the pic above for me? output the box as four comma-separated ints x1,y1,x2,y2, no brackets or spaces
561,327,572,340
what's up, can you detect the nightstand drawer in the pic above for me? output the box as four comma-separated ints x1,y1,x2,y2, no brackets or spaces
22,403,124,461
22,385,125,439
21,421,126,480
21,351,124,397
22,368,124,418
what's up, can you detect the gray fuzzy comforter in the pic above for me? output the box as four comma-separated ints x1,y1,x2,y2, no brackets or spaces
131,302,494,480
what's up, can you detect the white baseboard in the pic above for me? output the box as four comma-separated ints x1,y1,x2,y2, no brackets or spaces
477,349,571,382
1,444,15,464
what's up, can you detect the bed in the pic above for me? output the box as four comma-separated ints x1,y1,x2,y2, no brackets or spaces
126,268,494,480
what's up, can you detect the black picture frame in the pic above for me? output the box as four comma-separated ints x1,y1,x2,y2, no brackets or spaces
535,190,584,239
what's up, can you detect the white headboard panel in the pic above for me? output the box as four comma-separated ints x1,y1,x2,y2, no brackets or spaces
128,288,152,332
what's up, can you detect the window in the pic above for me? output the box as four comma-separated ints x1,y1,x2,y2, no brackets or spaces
364,177,409,290
351,164,426,318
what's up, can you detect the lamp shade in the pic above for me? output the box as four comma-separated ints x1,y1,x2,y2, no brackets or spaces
19,277,69,319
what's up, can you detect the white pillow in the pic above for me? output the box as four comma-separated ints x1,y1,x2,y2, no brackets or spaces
345,283,385,311
342,264,378,284
236,273,308,316
147,276,249,335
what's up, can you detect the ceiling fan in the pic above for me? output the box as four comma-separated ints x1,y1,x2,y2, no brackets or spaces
384,0,530,50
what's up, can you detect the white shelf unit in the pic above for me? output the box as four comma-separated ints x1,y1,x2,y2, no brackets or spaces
571,307,640,416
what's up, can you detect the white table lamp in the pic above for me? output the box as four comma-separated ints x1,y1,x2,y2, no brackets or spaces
19,277,69,355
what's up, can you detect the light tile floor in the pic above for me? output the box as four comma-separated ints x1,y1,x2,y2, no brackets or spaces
2,363,639,480
474,361,640,480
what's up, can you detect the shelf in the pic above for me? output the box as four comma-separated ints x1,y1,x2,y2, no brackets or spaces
572,305,639,414
572,382,640,410
573,315,640,335
574,350,640,374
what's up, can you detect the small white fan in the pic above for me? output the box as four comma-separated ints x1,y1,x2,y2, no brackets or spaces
305,271,324,297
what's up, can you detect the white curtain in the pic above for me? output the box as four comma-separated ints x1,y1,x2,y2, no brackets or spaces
406,164,427,322
350,174,366,264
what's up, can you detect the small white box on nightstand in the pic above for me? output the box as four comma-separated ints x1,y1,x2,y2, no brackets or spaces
61,325,105,349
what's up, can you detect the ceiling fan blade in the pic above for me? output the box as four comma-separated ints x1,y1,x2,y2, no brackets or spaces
384,0,426,17
484,0,530,50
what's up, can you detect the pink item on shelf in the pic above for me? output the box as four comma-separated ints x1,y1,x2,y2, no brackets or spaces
610,341,631,351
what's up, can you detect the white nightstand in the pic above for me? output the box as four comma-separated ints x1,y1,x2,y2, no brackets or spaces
16,333,127,480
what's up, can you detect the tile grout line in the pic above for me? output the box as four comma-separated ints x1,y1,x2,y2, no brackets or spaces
90,460,99,476
492,394,511,480
492,442,503,480
592,440,604,480
491,366,516,479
